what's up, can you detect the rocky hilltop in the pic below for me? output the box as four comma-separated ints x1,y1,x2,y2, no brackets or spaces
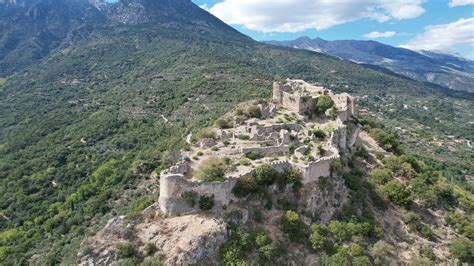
78,80,471,265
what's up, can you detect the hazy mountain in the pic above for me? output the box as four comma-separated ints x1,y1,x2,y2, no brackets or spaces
267,37,474,92
0,1,472,265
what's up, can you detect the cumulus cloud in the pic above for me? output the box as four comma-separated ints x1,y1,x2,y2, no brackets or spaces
363,31,397,38
449,0,474,7
206,0,426,32
401,18,474,52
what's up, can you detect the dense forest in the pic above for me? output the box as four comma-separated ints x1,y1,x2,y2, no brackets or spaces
0,0,472,264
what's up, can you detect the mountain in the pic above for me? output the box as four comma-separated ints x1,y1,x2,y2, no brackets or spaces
0,0,248,75
0,0,473,265
267,37,474,92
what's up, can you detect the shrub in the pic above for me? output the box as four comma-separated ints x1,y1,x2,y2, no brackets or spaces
329,106,338,120
254,164,277,186
211,146,219,151
352,256,371,266
195,158,226,182
247,106,262,118
384,181,412,208
309,224,329,252
420,224,434,239
245,151,262,160
349,244,365,257
215,118,231,129
237,134,250,140
313,128,327,139
370,169,392,185
328,221,351,242
182,191,198,207
403,212,421,231
116,242,137,259
280,211,307,242
199,195,214,211
144,243,158,256
314,96,335,115
450,238,474,263
370,128,403,154
316,145,325,156
239,158,251,166
232,175,258,197
197,151,204,156
197,128,216,139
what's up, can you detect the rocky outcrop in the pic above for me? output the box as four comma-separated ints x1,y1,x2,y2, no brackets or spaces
299,176,350,222
78,211,227,266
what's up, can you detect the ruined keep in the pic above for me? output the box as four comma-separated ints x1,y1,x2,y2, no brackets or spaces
159,79,357,217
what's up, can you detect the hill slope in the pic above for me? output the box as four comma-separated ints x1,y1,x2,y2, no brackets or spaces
267,37,474,93
0,0,472,264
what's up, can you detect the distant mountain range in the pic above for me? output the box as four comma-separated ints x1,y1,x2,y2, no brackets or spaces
267,37,474,92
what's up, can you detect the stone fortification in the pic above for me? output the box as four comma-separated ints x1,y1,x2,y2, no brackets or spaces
273,79,356,122
159,165,255,216
158,79,357,217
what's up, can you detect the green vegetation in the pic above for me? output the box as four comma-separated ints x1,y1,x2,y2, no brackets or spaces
117,242,137,259
0,78,5,87
246,106,262,119
449,237,474,263
254,164,278,186
182,191,198,207
197,128,217,140
237,134,251,140
194,158,226,182
198,195,214,211
314,95,335,115
232,164,301,198
0,4,472,263
280,211,307,242
220,227,277,265
245,151,263,160
215,118,231,129
313,128,327,139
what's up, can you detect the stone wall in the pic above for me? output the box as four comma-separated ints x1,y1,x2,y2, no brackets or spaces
159,169,255,216
293,155,338,184
241,144,290,157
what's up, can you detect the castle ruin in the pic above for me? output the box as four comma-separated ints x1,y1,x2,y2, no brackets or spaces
159,79,357,217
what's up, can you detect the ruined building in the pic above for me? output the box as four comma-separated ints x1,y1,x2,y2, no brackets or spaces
159,79,357,217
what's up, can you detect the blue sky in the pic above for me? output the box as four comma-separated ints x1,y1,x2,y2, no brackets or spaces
192,0,474,59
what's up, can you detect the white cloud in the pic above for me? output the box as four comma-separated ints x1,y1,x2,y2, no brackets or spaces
449,0,474,7
205,0,426,33
400,18,474,52
363,31,397,38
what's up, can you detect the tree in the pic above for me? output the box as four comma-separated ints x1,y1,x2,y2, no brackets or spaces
254,164,277,186
281,211,307,242
314,96,334,115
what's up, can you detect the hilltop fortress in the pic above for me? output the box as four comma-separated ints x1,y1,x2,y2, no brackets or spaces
159,79,358,217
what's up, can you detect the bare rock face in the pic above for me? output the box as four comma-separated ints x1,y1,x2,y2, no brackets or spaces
299,176,350,222
136,214,227,265
78,213,227,266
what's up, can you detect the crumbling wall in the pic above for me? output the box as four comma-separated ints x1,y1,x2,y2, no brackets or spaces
269,160,291,173
159,170,255,216
241,145,290,157
293,155,338,184
331,118,347,149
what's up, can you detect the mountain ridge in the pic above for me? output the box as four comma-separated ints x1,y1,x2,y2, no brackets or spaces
266,37,474,92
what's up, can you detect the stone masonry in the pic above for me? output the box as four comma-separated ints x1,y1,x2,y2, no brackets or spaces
159,79,357,217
